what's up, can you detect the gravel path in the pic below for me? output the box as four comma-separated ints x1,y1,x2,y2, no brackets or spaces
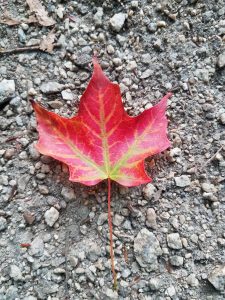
0,1,225,299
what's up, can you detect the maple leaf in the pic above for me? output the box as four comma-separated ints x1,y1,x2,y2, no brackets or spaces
31,58,171,187
31,58,172,289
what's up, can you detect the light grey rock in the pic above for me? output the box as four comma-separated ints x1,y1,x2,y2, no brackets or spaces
170,147,181,158
0,79,15,104
148,23,157,33
18,28,26,43
201,182,217,193
40,82,64,94
208,265,225,291
61,89,74,101
94,7,103,26
121,268,131,278
146,208,157,229
143,183,156,200
86,242,101,262
0,217,7,231
61,186,75,201
141,53,151,64
107,45,115,54
153,39,162,50
170,255,184,266
102,288,118,300
166,285,176,297
29,143,40,160
175,175,191,187
219,112,225,125
9,265,23,281
140,69,154,79
195,68,209,83
97,212,108,225
0,116,12,130
134,228,162,270
217,51,225,68
113,214,124,226
30,237,44,257
149,277,162,290
56,5,64,19
18,174,31,192
0,66,7,74
5,286,18,300
44,207,59,227
186,274,199,287
110,13,126,32
0,174,8,185
167,233,183,249
24,296,38,300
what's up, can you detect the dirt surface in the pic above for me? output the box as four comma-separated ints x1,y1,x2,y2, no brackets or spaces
0,1,225,299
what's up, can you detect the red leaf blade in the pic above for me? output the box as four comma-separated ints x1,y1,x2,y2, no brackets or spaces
32,59,171,186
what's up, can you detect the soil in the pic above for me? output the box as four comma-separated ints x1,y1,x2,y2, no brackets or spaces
0,0,225,299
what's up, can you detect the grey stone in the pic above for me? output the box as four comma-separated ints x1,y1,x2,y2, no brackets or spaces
170,255,184,266
9,265,23,281
208,265,225,291
113,214,124,226
40,82,64,94
61,89,74,101
0,217,7,231
195,69,209,83
44,207,59,227
121,268,131,278
10,96,21,106
0,79,15,104
219,112,225,125
56,5,64,19
94,7,103,26
102,288,118,299
175,175,191,187
217,51,225,68
201,182,217,193
18,28,26,43
30,237,44,257
153,39,162,50
134,228,162,270
5,286,18,300
18,174,31,192
149,277,162,290
146,208,157,229
0,174,8,185
61,186,76,201
140,69,154,79
186,273,199,287
29,143,40,160
166,285,176,297
147,23,157,33
107,45,115,54
24,297,38,300
141,53,151,64
167,233,183,249
97,212,108,225
110,13,126,32
143,183,156,200
86,242,101,262
0,116,12,130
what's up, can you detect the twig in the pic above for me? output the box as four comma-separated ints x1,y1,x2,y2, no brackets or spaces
200,146,224,171
0,44,60,55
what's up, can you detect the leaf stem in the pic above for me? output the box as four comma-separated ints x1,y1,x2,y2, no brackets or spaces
107,178,117,290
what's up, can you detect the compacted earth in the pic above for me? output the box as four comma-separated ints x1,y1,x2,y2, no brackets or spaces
0,0,225,299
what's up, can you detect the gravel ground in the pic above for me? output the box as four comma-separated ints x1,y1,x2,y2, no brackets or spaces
0,0,225,299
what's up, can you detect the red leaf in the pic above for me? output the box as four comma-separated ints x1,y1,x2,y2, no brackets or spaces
31,58,171,187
